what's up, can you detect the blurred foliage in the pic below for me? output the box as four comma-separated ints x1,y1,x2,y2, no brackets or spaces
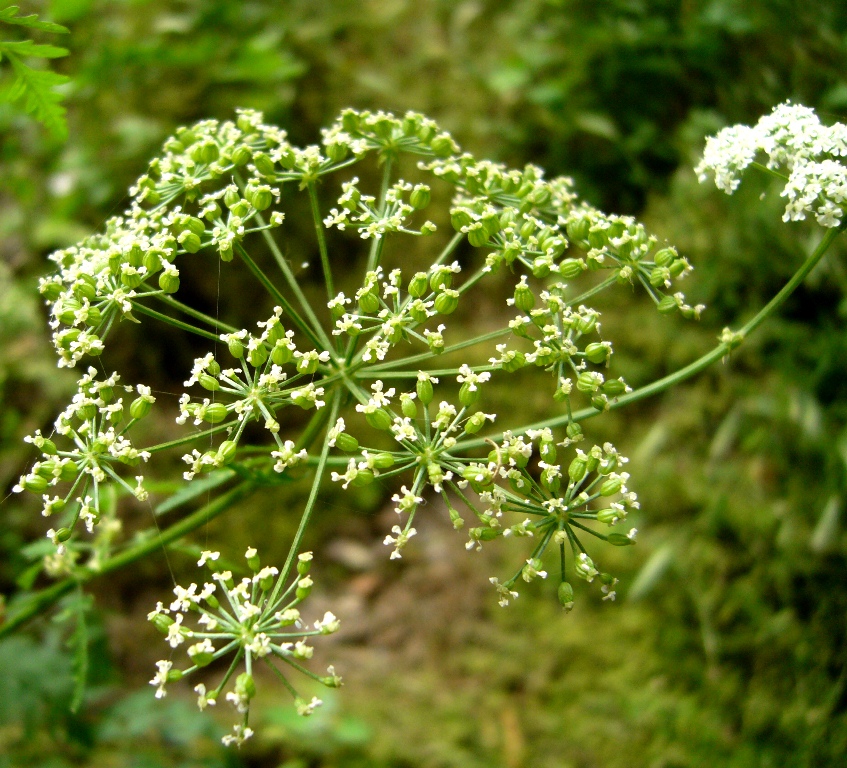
2,0,847,765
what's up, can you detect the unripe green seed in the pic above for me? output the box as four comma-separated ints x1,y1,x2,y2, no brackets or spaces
217,440,237,464
464,411,488,434
247,184,273,211
600,477,623,496
198,373,220,391
657,296,678,314
248,344,269,368
540,441,557,463
334,433,359,453
228,339,244,359
408,272,428,297
607,532,635,546
365,409,392,431
370,452,395,470
568,457,588,484
654,247,676,267
235,672,256,700
351,469,374,487
459,381,480,407
179,231,202,253
584,342,610,364
558,581,575,611
470,526,499,541
467,226,488,248
129,397,152,420
401,397,418,419
253,152,276,177
602,379,627,396
434,289,460,315
159,272,180,293
410,184,431,209
202,403,229,423
271,340,293,365
513,280,535,312
566,422,583,441
24,475,49,492
230,145,251,166
326,141,347,163
358,291,380,315
417,376,434,405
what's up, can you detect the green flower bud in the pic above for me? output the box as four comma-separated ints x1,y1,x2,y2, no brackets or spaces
408,272,429,297
557,581,575,611
410,184,431,209
235,672,256,700
129,397,152,420
202,403,229,423
365,409,393,431
434,289,460,315
334,432,359,453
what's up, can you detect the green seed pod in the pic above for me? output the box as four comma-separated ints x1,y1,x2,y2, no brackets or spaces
430,134,454,157
410,184,431,209
607,532,635,546
190,647,215,668
417,376,434,405
513,279,535,312
451,209,471,231
408,272,429,298
531,258,552,278
271,340,293,365
558,581,575,611
35,461,56,479
401,396,418,419
656,296,678,314
370,452,395,470
541,466,561,493
326,141,347,163
351,468,374,487
129,397,152,420
649,266,669,288
296,354,319,375
248,184,274,212
566,422,583,442
358,291,380,315
248,344,269,368
577,372,601,393
654,247,676,267
539,441,557,463
334,432,359,453
78,403,98,420
566,217,590,242
470,526,499,542
669,258,687,277
159,271,180,294
39,438,58,456
602,378,627,396
584,342,610,365
596,508,620,524
228,338,244,359
297,553,312,575
559,258,584,280
217,440,237,464
203,403,229,424
568,456,588,484
253,152,276,177
587,227,607,250
365,408,393,431
464,411,488,434
434,289,460,315
150,612,174,634
467,226,488,248
591,394,608,411
459,381,480,407
23,475,49,492
73,281,96,303
179,231,202,253
509,474,530,494
429,266,454,292
143,250,163,275
409,300,430,324
198,373,220,391
600,477,623,496
230,145,252,166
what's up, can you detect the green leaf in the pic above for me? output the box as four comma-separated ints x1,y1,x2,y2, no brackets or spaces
154,468,236,516
0,39,69,58
0,6,69,34
4,53,68,139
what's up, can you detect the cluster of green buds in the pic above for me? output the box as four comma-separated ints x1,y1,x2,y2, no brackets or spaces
148,547,341,746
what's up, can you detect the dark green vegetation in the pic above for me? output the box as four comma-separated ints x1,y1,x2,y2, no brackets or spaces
2,1,847,766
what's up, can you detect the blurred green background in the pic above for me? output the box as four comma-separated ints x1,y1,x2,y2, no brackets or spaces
2,1,847,766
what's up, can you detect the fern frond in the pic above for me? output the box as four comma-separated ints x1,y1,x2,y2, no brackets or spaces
0,5,68,34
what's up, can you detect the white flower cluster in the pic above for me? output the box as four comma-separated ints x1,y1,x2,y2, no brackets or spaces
697,102,847,227
148,547,341,747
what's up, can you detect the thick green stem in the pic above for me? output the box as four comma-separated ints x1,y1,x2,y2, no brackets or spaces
457,227,841,450
0,481,256,638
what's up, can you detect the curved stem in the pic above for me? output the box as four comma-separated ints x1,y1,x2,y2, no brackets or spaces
457,227,841,450
0,481,256,638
